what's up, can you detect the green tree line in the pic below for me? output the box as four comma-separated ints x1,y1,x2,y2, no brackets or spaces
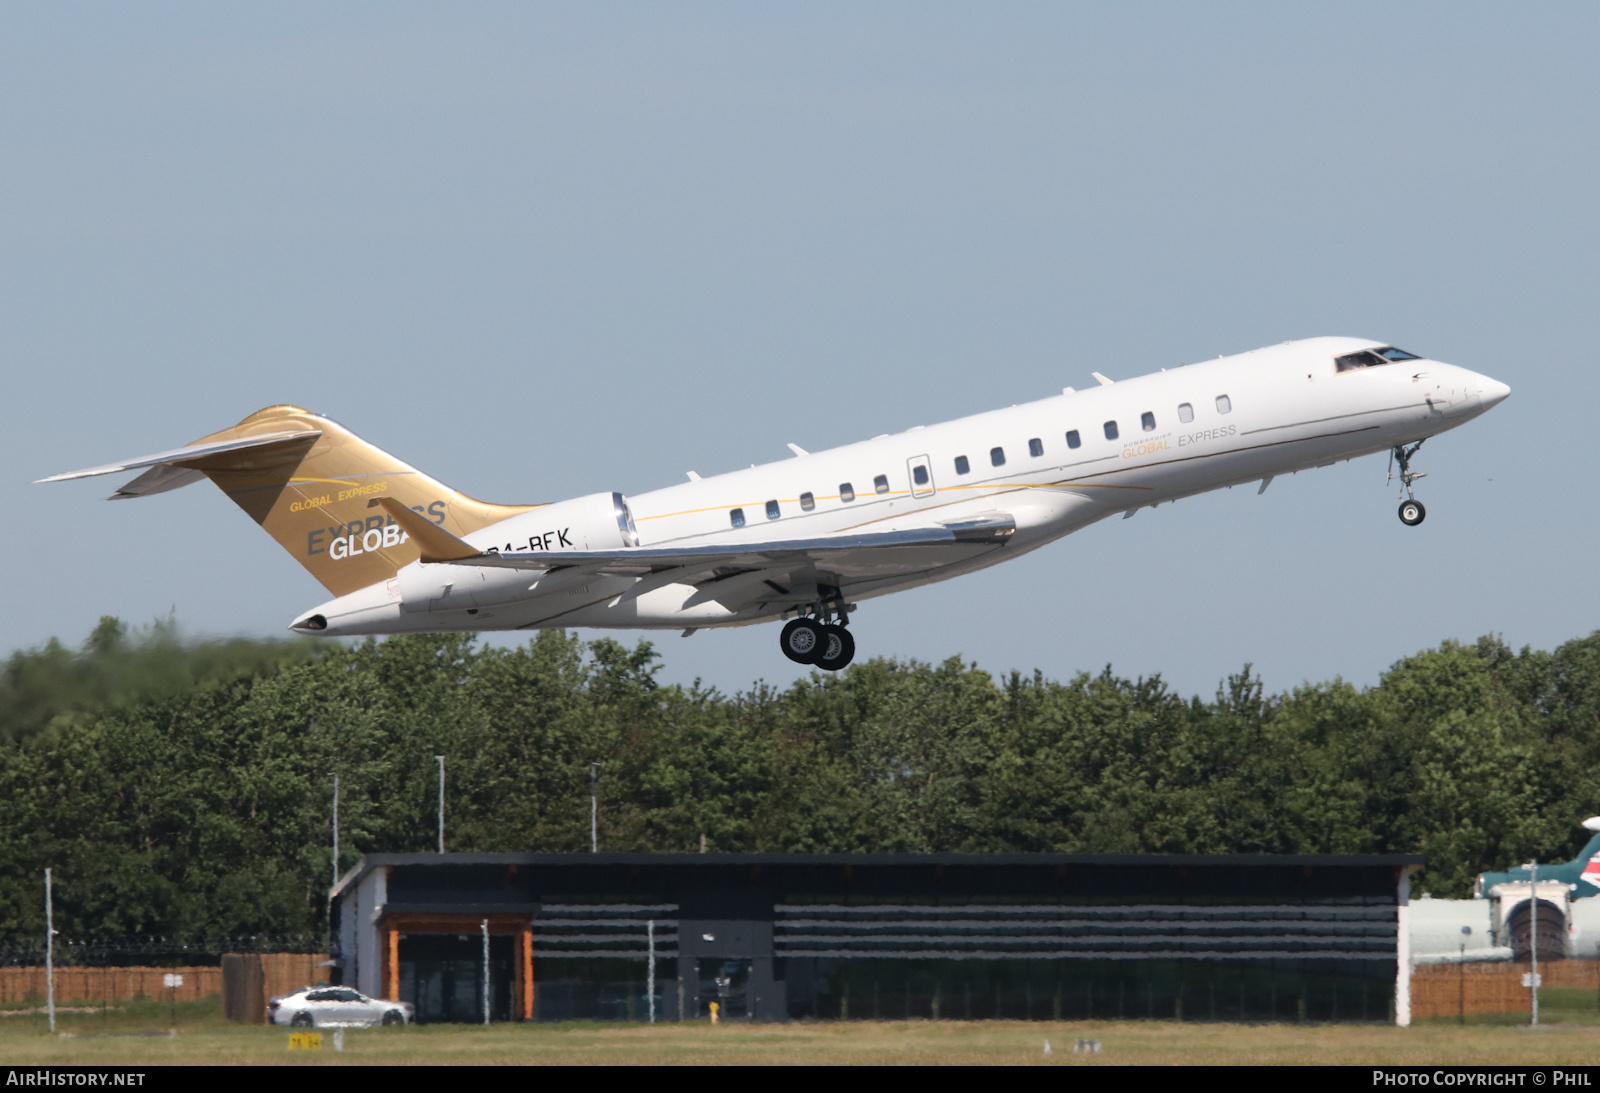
3,618,1599,942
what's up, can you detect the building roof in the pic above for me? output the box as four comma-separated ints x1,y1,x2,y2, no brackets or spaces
331,851,1424,901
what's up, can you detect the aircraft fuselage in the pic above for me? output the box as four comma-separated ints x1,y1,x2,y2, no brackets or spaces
297,336,1509,638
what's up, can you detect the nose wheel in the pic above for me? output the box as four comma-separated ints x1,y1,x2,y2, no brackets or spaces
1389,441,1428,527
778,596,856,671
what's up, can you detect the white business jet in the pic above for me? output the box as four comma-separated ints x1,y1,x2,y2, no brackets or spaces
40,337,1508,670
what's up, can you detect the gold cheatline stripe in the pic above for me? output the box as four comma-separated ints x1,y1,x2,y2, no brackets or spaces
634,480,1147,523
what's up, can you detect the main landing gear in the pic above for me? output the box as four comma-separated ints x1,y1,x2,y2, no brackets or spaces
779,596,856,671
1389,440,1427,527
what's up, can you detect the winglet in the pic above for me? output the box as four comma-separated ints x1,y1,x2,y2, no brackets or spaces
787,443,809,457
1092,372,1114,386
374,498,481,563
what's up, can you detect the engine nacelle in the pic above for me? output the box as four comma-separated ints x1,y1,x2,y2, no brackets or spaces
394,560,534,614
466,491,640,557
396,492,639,614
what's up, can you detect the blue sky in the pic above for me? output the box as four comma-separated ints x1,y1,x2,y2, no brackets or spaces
2,2,1594,697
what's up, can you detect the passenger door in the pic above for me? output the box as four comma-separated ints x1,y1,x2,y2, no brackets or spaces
906,455,935,499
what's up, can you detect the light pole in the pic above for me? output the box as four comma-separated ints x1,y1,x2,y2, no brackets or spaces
44,868,55,1034
329,772,340,953
1458,925,1471,1024
331,772,340,889
481,918,491,1025
436,756,446,854
1530,860,1540,1027
590,763,600,854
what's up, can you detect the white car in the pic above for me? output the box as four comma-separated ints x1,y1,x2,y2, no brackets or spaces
268,986,414,1027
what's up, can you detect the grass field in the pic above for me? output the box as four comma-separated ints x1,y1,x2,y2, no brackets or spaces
3,995,1600,1065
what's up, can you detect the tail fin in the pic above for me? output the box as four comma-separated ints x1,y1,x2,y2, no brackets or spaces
39,405,538,596
1577,817,1600,888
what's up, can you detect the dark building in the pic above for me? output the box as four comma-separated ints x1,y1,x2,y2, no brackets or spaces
330,853,1423,1025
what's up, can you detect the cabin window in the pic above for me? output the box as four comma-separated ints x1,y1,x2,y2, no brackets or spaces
1103,421,1119,441
730,508,746,528
912,465,929,487
800,492,815,511
1140,412,1155,432
955,455,970,475
1215,394,1232,414
990,447,1006,467
1065,429,1081,449
1177,403,1194,423
766,500,780,520
839,483,855,503
1028,437,1044,458
874,474,890,494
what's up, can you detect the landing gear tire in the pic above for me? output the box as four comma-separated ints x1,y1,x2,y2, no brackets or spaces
815,625,856,672
780,618,826,664
1398,499,1426,526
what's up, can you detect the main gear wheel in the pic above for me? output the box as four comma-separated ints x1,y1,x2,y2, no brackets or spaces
779,618,826,664
815,624,856,671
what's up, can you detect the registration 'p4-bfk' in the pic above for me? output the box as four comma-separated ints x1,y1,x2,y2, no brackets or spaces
41,338,1509,670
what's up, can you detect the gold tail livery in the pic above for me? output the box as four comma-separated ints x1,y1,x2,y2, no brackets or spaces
40,338,1510,671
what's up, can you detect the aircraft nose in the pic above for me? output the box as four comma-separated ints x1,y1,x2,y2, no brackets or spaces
1477,376,1511,408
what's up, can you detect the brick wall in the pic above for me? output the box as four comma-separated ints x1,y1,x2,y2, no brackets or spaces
1412,961,1600,1019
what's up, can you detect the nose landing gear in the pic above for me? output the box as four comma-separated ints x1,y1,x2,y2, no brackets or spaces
1389,441,1428,526
778,592,856,671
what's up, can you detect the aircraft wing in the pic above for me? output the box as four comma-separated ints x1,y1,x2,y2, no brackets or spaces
473,514,1014,572
377,498,1016,604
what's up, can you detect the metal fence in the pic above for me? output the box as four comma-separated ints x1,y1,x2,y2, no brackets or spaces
0,936,324,968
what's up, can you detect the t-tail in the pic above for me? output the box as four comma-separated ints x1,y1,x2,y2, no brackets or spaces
1576,819,1600,889
1475,816,1600,897
37,405,538,596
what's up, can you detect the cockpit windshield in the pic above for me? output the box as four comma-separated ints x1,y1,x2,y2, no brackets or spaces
1335,346,1424,372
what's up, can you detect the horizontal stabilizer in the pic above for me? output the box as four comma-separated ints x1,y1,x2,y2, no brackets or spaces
108,464,208,500
37,431,324,489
